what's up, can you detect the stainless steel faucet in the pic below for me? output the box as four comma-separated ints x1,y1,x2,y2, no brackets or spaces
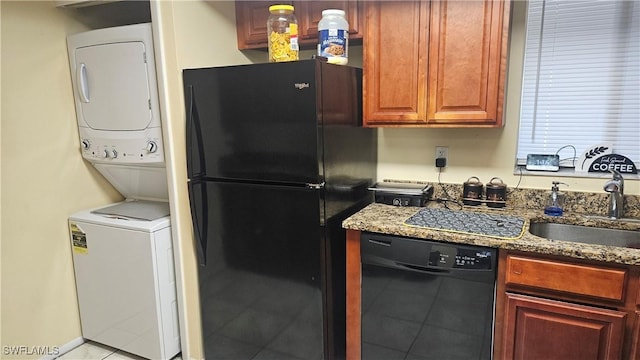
603,170,624,219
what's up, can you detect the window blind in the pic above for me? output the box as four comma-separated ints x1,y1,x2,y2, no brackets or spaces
517,0,639,168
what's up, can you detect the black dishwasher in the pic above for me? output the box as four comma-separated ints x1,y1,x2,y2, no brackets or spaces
361,232,497,360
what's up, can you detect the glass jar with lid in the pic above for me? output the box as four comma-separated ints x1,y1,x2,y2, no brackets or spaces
267,4,299,62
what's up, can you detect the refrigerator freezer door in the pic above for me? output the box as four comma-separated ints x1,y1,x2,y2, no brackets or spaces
184,61,322,184
190,180,327,359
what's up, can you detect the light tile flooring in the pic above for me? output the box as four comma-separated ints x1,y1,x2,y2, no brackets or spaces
56,341,182,360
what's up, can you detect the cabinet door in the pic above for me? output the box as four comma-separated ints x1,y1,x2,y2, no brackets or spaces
502,293,626,360
235,1,280,50
427,0,510,126
294,1,363,41
632,312,640,360
363,0,510,127
363,1,430,126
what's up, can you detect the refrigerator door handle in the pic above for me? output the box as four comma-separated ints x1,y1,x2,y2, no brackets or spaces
188,180,208,265
306,182,325,190
186,85,206,178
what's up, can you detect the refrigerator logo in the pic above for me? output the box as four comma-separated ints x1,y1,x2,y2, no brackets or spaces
294,82,310,90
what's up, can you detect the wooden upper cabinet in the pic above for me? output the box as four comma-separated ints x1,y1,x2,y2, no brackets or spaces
363,0,511,127
235,1,280,50
235,1,363,50
363,1,430,125
428,0,509,126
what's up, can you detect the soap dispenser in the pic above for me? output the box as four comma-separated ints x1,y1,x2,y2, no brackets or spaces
544,181,568,216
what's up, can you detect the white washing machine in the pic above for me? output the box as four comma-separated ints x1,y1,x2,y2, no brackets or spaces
66,23,180,359
69,201,180,360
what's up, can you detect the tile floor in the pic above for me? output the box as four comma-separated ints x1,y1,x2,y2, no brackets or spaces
56,341,182,360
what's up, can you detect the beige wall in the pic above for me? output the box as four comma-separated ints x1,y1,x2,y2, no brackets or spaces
0,2,122,358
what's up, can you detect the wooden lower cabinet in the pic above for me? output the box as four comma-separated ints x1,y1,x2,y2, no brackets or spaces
632,312,640,360
496,251,640,360
501,293,626,360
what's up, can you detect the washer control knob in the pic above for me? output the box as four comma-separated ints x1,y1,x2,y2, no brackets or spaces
146,141,158,153
110,149,118,159
103,149,110,158
81,139,90,150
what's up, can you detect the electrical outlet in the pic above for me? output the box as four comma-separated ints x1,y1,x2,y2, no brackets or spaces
435,146,449,167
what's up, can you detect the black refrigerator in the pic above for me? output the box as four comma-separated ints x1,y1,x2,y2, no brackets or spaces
183,59,377,360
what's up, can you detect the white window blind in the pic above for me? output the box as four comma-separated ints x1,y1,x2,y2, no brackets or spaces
517,0,640,168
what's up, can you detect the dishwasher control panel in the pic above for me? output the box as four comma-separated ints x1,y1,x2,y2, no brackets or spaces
428,245,493,270
361,232,497,282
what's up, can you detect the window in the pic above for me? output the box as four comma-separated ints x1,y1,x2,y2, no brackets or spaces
517,0,639,172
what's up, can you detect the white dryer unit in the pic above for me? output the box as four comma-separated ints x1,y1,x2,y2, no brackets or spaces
69,201,180,360
67,23,167,201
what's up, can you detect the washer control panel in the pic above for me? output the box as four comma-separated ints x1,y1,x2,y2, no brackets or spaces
79,128,164,164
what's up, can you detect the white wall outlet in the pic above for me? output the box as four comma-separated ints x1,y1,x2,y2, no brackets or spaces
435,146,449,167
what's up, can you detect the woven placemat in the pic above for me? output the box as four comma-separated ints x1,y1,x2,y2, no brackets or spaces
404,208,525,240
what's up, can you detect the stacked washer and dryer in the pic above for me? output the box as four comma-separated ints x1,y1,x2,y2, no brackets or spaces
66,23,180,360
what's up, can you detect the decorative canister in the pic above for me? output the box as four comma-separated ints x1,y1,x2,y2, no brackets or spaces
486,177,507,208
267,5,299,62
462,176,484,206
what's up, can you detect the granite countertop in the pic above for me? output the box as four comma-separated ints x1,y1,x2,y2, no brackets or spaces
343,202,640,266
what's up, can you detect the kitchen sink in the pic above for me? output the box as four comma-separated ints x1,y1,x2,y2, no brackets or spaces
583,215,640,224
529,222,640,249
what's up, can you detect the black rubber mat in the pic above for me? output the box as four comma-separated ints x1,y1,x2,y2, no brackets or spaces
404,208,525,240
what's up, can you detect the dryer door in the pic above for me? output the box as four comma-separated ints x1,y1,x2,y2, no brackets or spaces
74,41,152,131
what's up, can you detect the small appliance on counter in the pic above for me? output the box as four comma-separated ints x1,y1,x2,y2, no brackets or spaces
369,181,434,207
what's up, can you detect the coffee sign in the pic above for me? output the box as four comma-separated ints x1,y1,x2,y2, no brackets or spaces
588,154,637,174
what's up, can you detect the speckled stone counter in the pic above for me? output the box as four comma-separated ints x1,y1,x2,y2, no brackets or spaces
343,202,640,266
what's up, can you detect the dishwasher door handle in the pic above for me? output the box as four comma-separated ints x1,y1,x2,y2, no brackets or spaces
362,255,453,275
367,238,392,247
397,262,451,275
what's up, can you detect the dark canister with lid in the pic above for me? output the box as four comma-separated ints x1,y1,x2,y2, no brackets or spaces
485,177,507,208
462,176,484,206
